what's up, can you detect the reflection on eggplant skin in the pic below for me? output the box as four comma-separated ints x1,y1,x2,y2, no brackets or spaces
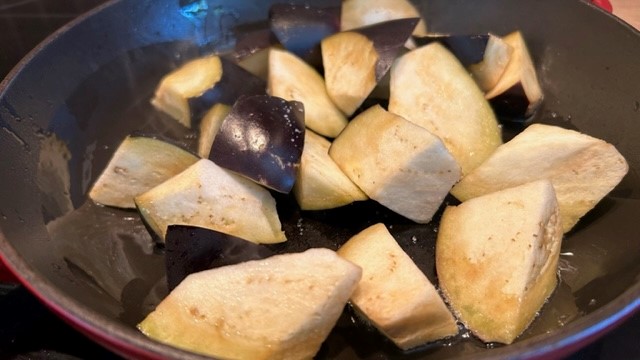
46,200,166,325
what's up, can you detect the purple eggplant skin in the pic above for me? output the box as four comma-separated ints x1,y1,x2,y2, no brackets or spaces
208,95,305,193
355,18,419,81
489,83,534,123
232,21,279,61
269,3,341,68
164,225,274,291
187,57,266,124
414,34,490,67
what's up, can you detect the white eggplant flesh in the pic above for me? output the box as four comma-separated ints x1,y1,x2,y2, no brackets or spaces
329,105,460,223
89,136,199,209
151,56,223,128
268,48,347,138
135,159,286,244
338,223,459,349
437,180,563,344
451,124,629,233
389,42,502,175
138,248,361,360
197,103,231,158
294,130,367,210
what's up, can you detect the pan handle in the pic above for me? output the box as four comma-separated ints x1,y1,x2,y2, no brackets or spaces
0,257,18,284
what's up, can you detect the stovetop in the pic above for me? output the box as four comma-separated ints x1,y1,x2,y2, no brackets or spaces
0,0,639,359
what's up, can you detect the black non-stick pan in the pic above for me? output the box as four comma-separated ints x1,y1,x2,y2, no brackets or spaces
0,0,639,359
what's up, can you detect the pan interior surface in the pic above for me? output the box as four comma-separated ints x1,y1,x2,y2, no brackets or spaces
0,0,639,359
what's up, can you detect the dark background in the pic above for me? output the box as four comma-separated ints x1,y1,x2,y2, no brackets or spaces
0,0,638,359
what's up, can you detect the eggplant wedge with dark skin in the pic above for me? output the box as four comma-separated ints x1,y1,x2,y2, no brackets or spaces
268,48,348,138
89,135,199,209
208,95,305,194
165,224,274,291
341,0,428,37
135,158,286,244
269,3,341,69
187,57,266,122
414,33,514,92
321,18,419,116
484,31,543,121
152,55,266,129
230,21,281,79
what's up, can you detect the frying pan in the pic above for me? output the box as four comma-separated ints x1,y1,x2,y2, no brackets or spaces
0,0,639,359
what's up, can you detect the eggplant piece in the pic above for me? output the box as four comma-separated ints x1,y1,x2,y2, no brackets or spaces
389,42,502,175
197,103,231,158
329,105,460,223
450,124,629,233
232,21,281,79
341,0,428,37
134,158,286,244
468,34,514,92
138,248,362,360
89,135,199,209
293,130,367,210
484,31,543,120
337,223,459,349
322,18,419,116
437,180,563,344
187,57,266,121
414,33,514,92
208,95,305,194
151,56,222,128
164,224,274,291
152,55,266,128
269,3,341,68
268,48,347,138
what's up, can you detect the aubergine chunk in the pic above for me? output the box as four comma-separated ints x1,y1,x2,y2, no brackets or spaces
341,0,428,37
89,135,199,208
414,33,513,92
437,180,562,344
329,105,460,223
151,56,222,128
389,42,502,175
468,34,514,92
484,31,543,120
231,21,280,79
269,3,341,68
187,57,266,122
208,95,305,193
451,124,629,233
294,130,367,210
152,55,265,128
138,248,361,359
321,18,418,116
197,103,231,158
134,158,286,244
268,48,347,138
337,223,459,349
165,224,274,291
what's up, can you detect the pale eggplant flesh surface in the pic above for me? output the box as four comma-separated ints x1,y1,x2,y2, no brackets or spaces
208,95,305,193
164,224,274,291
0,0,639,360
